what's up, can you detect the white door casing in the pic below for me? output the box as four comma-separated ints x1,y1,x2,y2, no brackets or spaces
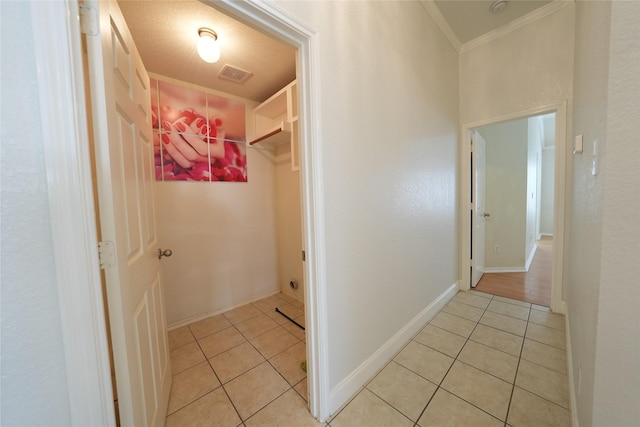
32,0,328,423
208,0,330,420
471,130,486,287
85,1,171,425
459,102,567,314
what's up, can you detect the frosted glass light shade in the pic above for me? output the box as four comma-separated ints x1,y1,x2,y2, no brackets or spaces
197,28,220,63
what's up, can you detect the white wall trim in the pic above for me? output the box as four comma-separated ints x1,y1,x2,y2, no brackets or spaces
460,0,574,53
482,267,528,274
167,290,281,331
419,0,462,52
460,102,567,315
550,104,567,315
480,244,537,273
209,0,330,421
32,1,115,425
328,283,458,416
564,309,579,427
525,243,538,271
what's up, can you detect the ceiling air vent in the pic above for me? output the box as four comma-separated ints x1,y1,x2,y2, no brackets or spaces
218,64,253,84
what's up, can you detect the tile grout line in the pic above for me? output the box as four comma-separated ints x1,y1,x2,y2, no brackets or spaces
199,326,246,425
502,304,532,426
165,329,245,423
412,293,506,427
219,335,303,423
169,292,564,425
388,292,562,426
167,293,307,424
166,325,207,417
233,301,308,424
453,296,571,415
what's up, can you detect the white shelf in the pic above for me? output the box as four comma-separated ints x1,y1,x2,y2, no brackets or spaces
252,80,299,169
253,86,287,119
249,121,292,150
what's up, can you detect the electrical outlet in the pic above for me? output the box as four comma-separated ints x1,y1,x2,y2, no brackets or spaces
494,244,501,254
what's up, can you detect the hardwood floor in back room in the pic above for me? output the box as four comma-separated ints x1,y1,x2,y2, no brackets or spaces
474,237,552,307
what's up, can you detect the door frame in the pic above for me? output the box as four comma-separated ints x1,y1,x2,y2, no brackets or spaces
33,0,330,423
208,0,330,420
459,102,567,314
30,1,116,425
471,130,487,288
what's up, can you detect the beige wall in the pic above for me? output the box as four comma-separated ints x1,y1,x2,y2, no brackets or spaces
276,1,460,406
9,0,640,423
154,83,281,327
540,149,555,235
479,119,528,269
274,146,304,301
1,2,72,424
459,4,575,125
569,1,640,425
526,116,540,260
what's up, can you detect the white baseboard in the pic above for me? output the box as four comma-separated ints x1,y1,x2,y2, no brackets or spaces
483,245,538,274
168,290,281,330
537,233,554,240
280,286,305,304
328,282,458,415
564,309,579,427
482,267,527,273
525,244,538,271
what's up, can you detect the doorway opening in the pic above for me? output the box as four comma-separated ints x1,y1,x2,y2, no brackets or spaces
460,103,567,313
82,0,327,423
470,113,556,306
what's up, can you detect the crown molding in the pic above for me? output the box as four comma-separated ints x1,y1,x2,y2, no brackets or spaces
420,0,462,53
460,0,574,53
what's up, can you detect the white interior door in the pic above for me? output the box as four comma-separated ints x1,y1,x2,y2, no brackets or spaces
85,1,171,425
472,130,487,287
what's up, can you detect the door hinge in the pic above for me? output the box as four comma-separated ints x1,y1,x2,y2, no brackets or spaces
302,250,306,262
98,241,116,269
79,4,99,36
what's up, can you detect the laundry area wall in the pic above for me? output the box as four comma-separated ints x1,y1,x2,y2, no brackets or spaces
154,75,303,328
274,145,304,302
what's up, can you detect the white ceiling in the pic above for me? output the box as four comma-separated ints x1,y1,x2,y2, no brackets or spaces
432,0,553,45
118,0,555,103
118,0,296,103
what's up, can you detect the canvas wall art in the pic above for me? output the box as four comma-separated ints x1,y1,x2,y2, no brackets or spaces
151,78,247,182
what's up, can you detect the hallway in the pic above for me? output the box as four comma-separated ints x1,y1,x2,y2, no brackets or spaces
165,289,569,426
474,237,553,306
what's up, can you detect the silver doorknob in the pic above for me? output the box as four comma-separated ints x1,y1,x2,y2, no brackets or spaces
158,248,173,259
482,213,491,218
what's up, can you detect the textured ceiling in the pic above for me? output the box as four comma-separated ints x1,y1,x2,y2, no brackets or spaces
433,0,553,44
118,0,296,103
118,1,555,103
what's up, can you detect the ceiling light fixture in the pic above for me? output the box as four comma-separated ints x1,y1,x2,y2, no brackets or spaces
197,27,220,63
489,0,509,14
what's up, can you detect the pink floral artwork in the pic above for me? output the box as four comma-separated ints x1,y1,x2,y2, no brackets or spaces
151,78,247,182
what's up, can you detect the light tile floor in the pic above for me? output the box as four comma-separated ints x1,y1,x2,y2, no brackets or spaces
165,290,570,426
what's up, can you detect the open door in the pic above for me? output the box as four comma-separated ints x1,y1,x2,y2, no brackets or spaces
471,130,487,287
84,0,171,425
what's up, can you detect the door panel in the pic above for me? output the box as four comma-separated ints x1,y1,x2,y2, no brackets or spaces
115,110,143,259
86,0,171,425
472,131,487,287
